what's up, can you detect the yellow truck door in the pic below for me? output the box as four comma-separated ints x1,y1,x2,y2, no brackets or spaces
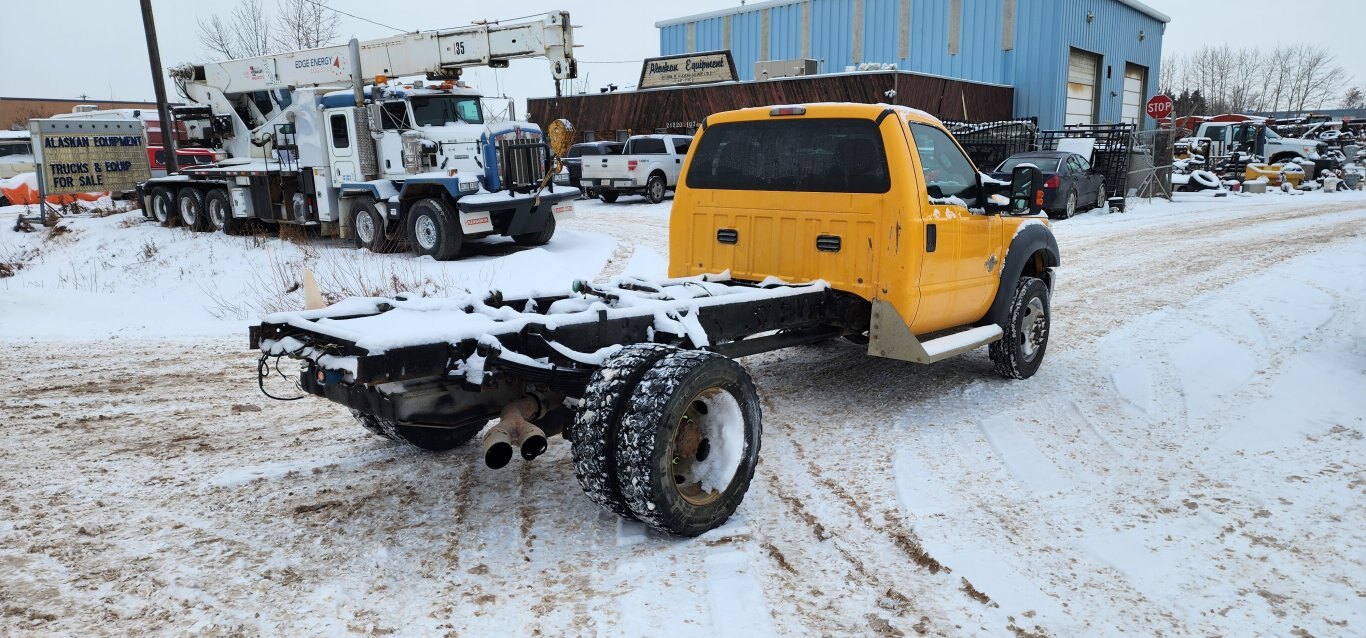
905,121,998,332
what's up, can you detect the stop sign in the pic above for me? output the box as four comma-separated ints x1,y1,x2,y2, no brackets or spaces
1146,94,1174,120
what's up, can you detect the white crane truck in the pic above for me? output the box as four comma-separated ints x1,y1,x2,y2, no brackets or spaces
138,12,581,259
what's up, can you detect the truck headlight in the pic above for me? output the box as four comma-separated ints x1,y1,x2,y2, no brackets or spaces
553,171,570,185
459,180,479,194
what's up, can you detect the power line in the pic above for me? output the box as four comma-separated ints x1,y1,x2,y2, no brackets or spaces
579,60,641,65
298,0,408,33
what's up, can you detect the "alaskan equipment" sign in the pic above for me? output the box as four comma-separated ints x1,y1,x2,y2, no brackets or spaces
638,51,738,90
29,118,151,195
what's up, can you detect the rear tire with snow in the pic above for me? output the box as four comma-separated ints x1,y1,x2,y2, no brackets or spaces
599,190,619,204
572,343,681,520
148,187,175,226
354,200,403,253
177,188,209,231
616,350,762,537
989,276,1051,380
205,188,231,233
645,174,667,204
350,409,478,450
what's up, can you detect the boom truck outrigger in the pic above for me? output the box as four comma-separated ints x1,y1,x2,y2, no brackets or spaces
138,12,581,259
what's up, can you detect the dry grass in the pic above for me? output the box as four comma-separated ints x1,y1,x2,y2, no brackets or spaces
246,245,467,317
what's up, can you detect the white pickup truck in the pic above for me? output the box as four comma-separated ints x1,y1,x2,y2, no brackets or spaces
1194,121,1326,164
580,134,692,203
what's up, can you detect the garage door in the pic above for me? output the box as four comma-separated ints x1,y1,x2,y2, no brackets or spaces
1122,63,1148,127
1066,48,1100,126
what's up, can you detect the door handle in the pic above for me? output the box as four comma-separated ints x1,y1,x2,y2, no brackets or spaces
926,224,937,253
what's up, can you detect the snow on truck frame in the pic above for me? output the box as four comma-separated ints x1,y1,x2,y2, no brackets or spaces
252,103,1062,537
136,13,581,259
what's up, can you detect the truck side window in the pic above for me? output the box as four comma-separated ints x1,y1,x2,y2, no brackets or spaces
330,114,350,149
908,123,980,206
672,138,692,155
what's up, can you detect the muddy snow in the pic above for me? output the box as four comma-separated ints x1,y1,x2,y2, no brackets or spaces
1,191,1363,636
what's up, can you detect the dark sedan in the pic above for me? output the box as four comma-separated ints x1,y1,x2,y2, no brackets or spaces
563,141,624,198
991,151,1106,219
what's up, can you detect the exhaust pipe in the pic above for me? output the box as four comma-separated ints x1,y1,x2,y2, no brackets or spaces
482,393,560,468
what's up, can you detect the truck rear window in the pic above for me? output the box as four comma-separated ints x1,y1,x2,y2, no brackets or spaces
685,119,889,193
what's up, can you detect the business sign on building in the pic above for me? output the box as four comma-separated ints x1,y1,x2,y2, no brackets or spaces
28,118,150,195
638,51,738,90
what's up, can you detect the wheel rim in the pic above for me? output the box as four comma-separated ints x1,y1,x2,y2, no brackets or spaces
179,198,196,224
669,388,744,507
1019,297,1047,360
651,179,664,200
1066,193,1076,218
415,214,438,250
208,198,226,229
1097,188,1107,209
356,210,375,244
154,197,169,222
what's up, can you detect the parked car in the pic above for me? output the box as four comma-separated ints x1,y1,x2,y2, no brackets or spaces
991,151,1105,219
563,141,623,198
580,134,692,204
0,131,35,180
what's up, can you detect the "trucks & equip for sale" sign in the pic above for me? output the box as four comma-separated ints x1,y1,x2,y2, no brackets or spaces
29,118,151,196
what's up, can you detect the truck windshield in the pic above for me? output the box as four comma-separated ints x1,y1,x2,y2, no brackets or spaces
685,119,890,193
410,96,483,126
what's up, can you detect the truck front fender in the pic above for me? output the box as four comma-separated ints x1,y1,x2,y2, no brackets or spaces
979,222,1060,329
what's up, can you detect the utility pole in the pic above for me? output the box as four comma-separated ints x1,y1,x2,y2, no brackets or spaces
140,0,178,174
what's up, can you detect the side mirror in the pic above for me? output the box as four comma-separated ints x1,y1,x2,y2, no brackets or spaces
1010,165,1045,215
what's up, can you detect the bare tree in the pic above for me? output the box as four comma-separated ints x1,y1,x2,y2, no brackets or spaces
274,0,342,51
1345,87,1365,110
197,0,275,59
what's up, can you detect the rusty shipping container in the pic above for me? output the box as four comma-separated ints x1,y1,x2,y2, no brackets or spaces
527,71,1013,141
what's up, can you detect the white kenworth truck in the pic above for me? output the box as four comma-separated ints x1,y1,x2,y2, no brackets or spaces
137,12,581,259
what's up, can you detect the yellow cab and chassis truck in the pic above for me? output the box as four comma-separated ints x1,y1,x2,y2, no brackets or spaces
251,103,1060,536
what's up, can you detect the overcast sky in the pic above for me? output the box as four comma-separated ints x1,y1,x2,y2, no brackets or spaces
1,0,1361,107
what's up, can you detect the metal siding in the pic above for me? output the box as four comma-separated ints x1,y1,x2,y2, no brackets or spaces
695,17,725,53
656,0,1164,126
810,0,854,73
769,2,804,60
731,11,765,80
660,25,687,56
862,0,900,66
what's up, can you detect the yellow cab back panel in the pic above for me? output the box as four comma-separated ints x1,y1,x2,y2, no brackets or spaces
669,105,919,302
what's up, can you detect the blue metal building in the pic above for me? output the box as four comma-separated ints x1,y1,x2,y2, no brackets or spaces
657,0,1168,130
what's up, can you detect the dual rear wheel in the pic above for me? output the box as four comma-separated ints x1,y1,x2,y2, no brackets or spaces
572,345,763,537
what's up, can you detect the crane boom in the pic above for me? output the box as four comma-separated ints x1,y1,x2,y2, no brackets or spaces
178,12,576,95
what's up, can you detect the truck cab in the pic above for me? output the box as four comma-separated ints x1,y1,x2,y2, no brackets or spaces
671,103,1059,376
1195,121,1326,164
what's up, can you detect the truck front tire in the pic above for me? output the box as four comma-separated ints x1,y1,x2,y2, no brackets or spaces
573,344,681,521
408,198,462,260
989,276,1051,380
615,350,762,537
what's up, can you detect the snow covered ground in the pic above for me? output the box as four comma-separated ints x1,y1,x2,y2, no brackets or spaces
1,190,1363,636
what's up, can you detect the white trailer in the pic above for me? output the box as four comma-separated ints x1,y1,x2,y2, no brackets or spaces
139,12,581,260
